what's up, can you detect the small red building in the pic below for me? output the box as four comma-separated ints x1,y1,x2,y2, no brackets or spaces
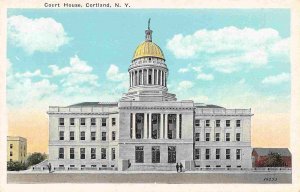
252,148,292,167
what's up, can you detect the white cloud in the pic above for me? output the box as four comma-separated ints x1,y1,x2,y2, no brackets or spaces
197,73,214,81
167,27,289,73
8,15,70,54
262,73,290,84
15,69,50,78
106,64,127,82
178,80,193,90
178,68,189,73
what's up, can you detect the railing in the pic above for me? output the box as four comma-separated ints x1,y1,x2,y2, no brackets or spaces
191,167,291,171
195,108,251,115
48,106,118,113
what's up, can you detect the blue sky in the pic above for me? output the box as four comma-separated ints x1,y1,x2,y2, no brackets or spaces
6,9,290,113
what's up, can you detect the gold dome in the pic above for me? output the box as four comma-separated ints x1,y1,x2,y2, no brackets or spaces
133,41,165,61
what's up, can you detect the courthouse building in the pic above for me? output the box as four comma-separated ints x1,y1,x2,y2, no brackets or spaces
47,22,253,171
7,136,27,163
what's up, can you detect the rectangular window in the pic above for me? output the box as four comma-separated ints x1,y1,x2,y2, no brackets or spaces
195,119,200,127
80,118,86,126
216,120,220,127
135,146,144,163
10,144,13,149
205,133,210,141
226,149,231,159
91,118,96,126
112,118,116,126
91,148,96,159
101,118,107,126
111,148,115,160
101,148,106,159
236,133,241,141
59,131,64,140
205,120,210,127
102,132,106,141
236,149,241,160
59,118,64,126
236,120,241,127
216,165,221,168
195,148,200,160
216,149,220,160
80,148,85,159
91,132,96,141
70,118,75,126
80,131,85,140
112,131,116,141
226,120,230,127
152,146,160,163
10,151,13,156
205,149,210,160
70,148,74,159
70,131,74,140
226,133,230,141
195,133,200,141
215,133,220,141
59,148,64,159
168,146,176,163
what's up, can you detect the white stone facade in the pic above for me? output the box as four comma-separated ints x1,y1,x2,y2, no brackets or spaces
47,24,253,171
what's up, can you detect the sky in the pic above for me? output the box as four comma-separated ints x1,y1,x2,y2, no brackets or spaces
6,9,290,153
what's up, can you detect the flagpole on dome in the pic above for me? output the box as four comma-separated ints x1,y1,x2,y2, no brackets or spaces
145,18,152,42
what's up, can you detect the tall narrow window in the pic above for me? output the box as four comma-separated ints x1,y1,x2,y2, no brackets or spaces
195,119,200,127
179,114,182,139
236,120,241,127
216,149,220,159
226,149,231,159
102,132,106,141
236,149,241,160
130,113,133,138
195,133,200,141
10,151,13,156
112,118,116,126
152,146,160,163
101,118,107,126
205,120,210,127
226,120,230,127
70,148,74,159
236,133,241,141
59,148,64,159
70,131,74,140
205,133,210,141
70,118,75,126
91,148,96,159
91,118,96,126
59,131,64,140
111,148,115,160
168,146,176,163
215,133,220,141
136,113,144,139
101,148,106,159
205,149,210,160
112,131,116,141
80,148,85,159
195,148,200,160
135,146,144,163
91,132,96,141
80,118,86,126
226,133,230,141
10,144,13,149
80,131,85,140
59,118,64,126
216,120,220,127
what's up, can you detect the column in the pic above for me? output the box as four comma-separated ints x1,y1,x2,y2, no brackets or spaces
164,114,168,139
160,113,164,139
152,69,154,84
130,72,132,87
146,69,149,84
133,71,136,86
143,113,148,139
160,70,163,86
148,113,152,139
164,72,167,87
132,113,136,139
156,69,159,85
142,69,144,85
176,114,180,139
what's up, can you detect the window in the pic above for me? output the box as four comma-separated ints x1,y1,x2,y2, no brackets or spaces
216,120,220,127
205,120,210,127
236,120,241,127
80,148,85,159
216,165,221,168
205,133,210,141
195,133,200,141
91,165,97,168
91,132,96,141
215,133,220,141
59,118,64,126
226,133,230,141
236,149,241,160
80,131,85,140
59,148,64,159
226,120,230,127
236,133,241,141
226,149,230,159
216,149,220,159
112,131,116,141
70,118,75,126
91,148,96,159
91,118,96,126
206,165,210,168
80,118,86,126
59,131,64,140
102,132,106,141
101,148,106,159
152,146,160,163
195,148,200,160
112,118,116,126
135,146,144,163
101,118,107,126
69,131,74,140
195,119,200,127
10,144,13,149
205,149,210,160
226,165,231,168
10,151,13,156
168,146,176,163
70,148,74,159
111,148,115,160
237,165,241,168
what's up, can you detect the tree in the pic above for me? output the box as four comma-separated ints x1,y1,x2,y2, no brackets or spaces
7,161,27,171
26,152,47,167
265,152,284,167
